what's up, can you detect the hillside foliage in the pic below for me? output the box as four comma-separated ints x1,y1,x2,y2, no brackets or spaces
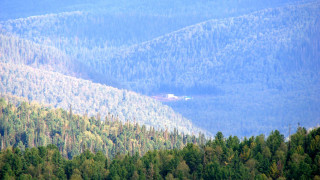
0,124,319,179
0,63,205,135
0,96,206,160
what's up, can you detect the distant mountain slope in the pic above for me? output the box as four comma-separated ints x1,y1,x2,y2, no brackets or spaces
0,33,121,87
0,63,207,136
0,0,303,21
1,1,318,94
83,0,319,136
1,0,319,137
90,0,320,94
0,33,72,73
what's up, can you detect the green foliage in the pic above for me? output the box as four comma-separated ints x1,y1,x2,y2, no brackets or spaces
0,97,320,179
0,126,320,179
181,143,202,174
0,97,203,160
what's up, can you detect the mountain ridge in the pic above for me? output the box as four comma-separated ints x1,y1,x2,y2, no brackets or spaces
0,62,209,136
0,0,319,137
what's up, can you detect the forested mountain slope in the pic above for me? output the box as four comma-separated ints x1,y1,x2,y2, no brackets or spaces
54,0,319,136
0,0,313,90
1,0,319,137
0,0,304,21
0,32,116,86
1,1,318,94
0,33,73,74
89,1,320,94
1,122,320,179
0,96,206,159
88,1,319,136
0,63,206,135
3,0,317,94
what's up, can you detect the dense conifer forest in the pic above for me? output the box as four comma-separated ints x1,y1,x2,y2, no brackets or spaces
0,96,206,160
1,0,320,178
0,97,320,179
1,124,320,179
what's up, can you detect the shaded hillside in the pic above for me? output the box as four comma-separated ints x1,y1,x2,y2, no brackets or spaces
74,0,320,136
0,11,202,47
1,0,318,93
0,0,303,21
0,33,122,87
81,1,320,136
0,33,72,74
89,1,320,94
166,83,320,137
0,63,207,136
0,0,310,89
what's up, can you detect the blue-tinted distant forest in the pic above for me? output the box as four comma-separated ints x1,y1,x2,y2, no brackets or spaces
0,0,319,137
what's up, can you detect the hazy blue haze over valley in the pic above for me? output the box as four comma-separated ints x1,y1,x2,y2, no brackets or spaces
0,0,319,137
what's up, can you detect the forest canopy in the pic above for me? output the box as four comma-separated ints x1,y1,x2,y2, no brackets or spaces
0,96,320,179
0,125,319,179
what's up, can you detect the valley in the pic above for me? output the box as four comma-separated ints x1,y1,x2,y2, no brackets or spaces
1,0,320,179
0,0,319,137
